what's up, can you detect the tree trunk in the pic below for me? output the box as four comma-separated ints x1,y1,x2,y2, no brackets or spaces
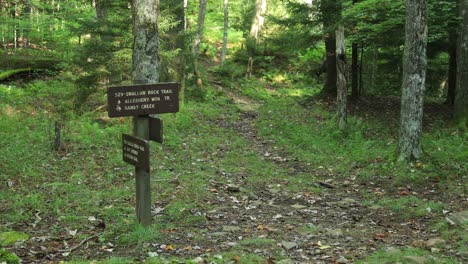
398,0,428,162
370,45,378,90
447,35,457,105
320,0,339,95
454,0,468,124
221,0,229,66
351,43,359,99
194,0,207,55
132,0,160,84
351,0,359,99
131,0,160,226
336,26,347,130
250,0,266,39
247,0,267,78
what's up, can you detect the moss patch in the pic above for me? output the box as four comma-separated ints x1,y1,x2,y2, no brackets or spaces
0,231,29,246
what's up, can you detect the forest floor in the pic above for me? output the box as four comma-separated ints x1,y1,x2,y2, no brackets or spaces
0,58,467,263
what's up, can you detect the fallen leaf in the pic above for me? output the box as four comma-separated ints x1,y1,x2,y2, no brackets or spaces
233,255,241,263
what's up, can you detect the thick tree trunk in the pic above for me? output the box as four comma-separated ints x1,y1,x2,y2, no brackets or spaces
454,0,468,124
250,0,266,39
131,0,160,226
336,26,347,130
132,0,160,84
398,0,428,162
194,0,207,55
221,0,229,66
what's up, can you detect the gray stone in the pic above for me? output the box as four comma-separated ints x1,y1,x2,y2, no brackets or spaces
291,204,307,209
281,241,298,250
211,232,227,237
277,259,294,264
446,210,468,226
336,198,356,208
326,228,344,237
337,256,349,263
222,226,240,232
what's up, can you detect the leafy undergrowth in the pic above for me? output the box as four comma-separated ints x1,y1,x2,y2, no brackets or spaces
1,77,467,263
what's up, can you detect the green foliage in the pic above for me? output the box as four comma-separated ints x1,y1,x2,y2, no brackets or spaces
358,247,459,264
0,231,29,246
0,249,20,264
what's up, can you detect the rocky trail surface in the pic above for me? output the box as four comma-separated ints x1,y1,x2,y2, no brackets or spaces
145,91,467,263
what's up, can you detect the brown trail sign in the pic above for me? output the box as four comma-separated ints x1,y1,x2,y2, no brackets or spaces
122,134,150,172
107,82,179,226
107,83,179,117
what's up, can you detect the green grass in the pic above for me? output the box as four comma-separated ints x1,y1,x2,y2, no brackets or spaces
358,247,460,264
374,196,446,218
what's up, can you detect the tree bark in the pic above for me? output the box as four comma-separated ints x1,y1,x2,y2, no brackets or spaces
194,0,207,55
336,26,347,130
454,0,468,124
132,0,160,84
131,0,160,226
320,0,339,95
247,0,266,78
221,0,229,66
250,0,266,39
351,0,359,99
398,0,428,162
447,35,457,105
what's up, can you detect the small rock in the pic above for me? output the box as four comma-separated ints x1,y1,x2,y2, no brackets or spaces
277,259,294,264
326,228,343,237
336,198,356,208
425,238,445,248
431,247,440,253
281,241,298,250
337,256,349,263
222,226,240,232
446,210,468,226
291,204,307,209
226,242,237,247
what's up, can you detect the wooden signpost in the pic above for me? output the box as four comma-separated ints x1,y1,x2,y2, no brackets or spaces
107,83,179,225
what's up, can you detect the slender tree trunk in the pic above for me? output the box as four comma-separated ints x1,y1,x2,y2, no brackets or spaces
336,26,347,130
194,0,207,55
13,2,17,53
221,0,229,66
320,0,339,95
447,35,457,105
359,46,364,95
351,43,359,98
370,45,378,89
454,0,468,124
398,0,428,162
247,0,267,78
351,0,359,99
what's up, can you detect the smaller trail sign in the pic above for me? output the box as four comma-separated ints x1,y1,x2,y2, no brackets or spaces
122,134,150,172
108,83,179,117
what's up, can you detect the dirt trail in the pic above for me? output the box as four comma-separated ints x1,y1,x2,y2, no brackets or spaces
154,89,457,263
